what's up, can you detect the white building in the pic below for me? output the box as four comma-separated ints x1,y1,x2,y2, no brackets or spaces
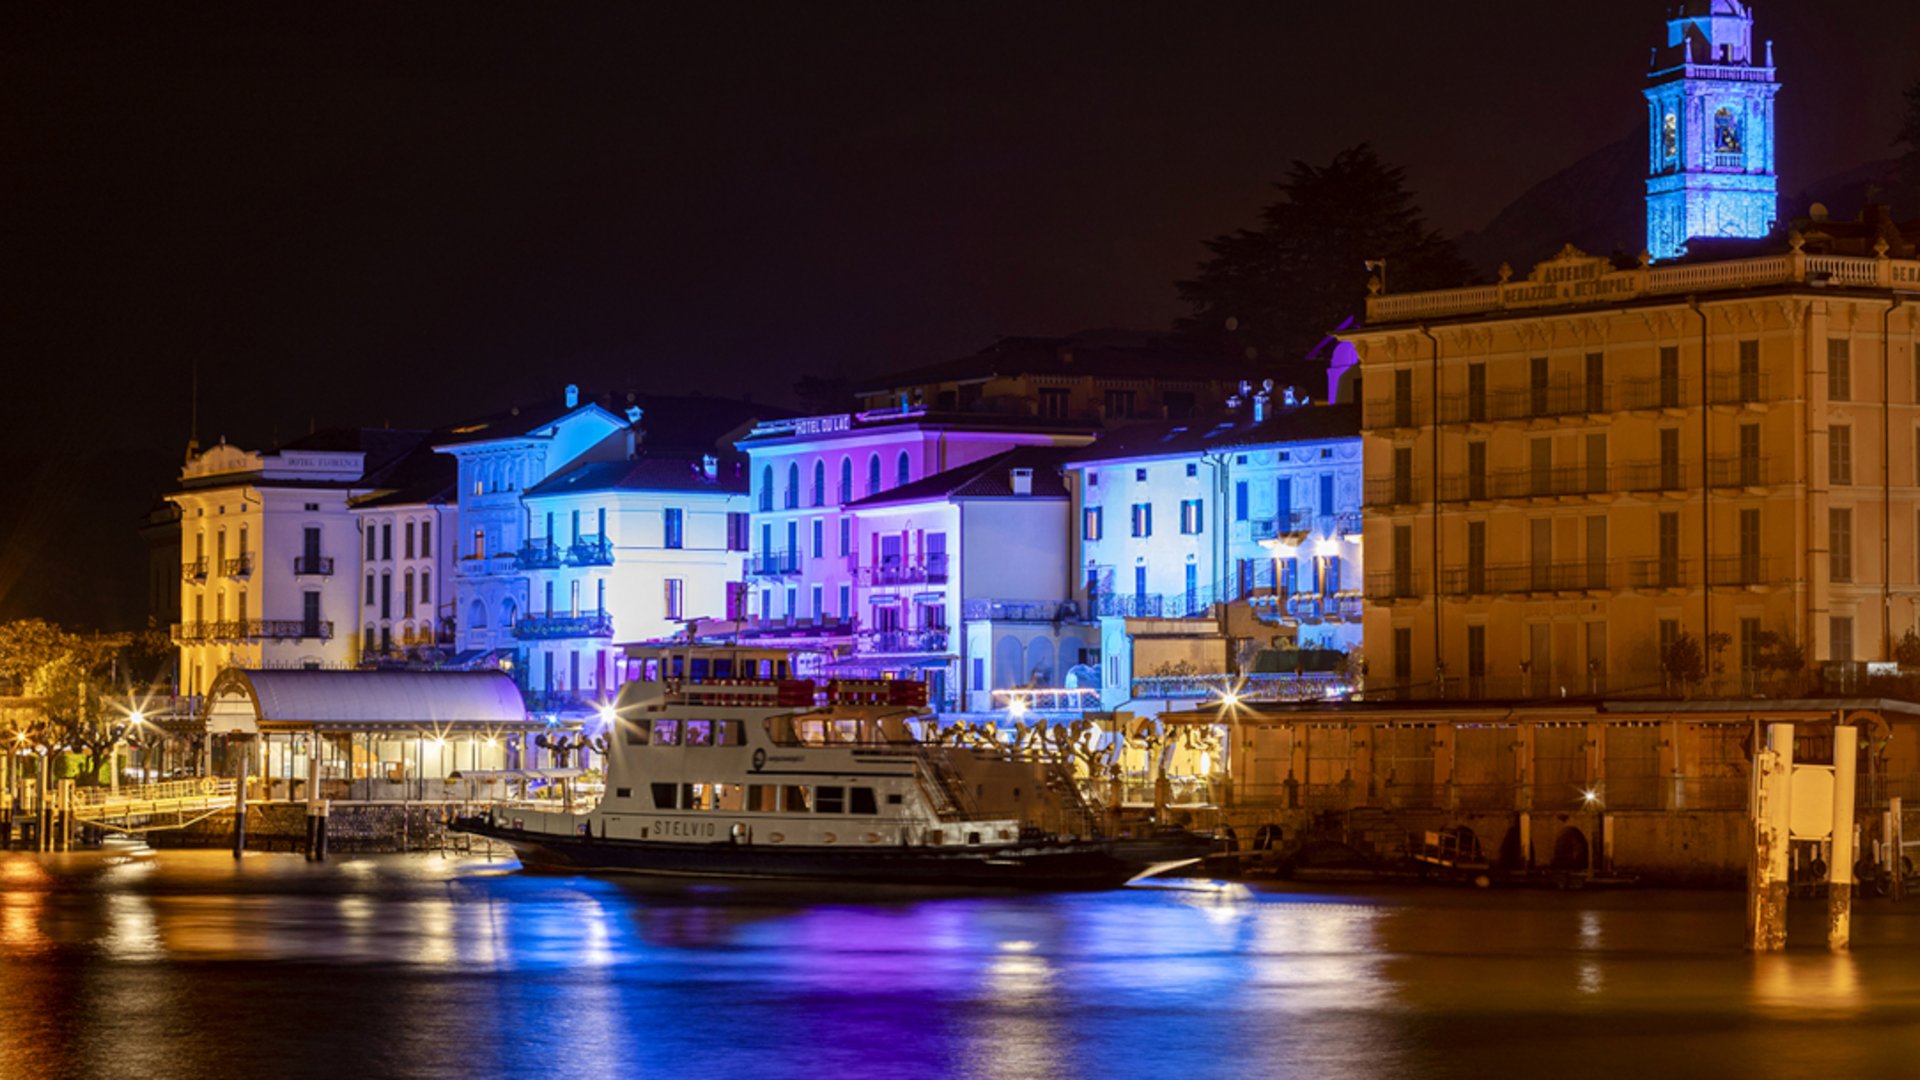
515,405,760,707
169,429,455,702
836,447,1093,710
1063,392,1363,711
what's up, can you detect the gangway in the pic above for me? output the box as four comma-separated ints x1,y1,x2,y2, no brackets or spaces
69,778,237,833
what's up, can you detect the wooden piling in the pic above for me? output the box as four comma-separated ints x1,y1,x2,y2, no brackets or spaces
1748,722,1793,952
1829,725,1858,951
232,744,250,859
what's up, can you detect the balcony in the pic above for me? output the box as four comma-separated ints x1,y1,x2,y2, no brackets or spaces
857,554,949,587
1434,379,1611,426
569,535,614,566
961,599,1080,622
1618,376,1688,411
1622,558,1693,590
1705,371,1770,406
1440,465,1611,503
515,539,564,571
1706,457,1781,489
745,550,800,577
1251,510,1313,543
294,555,334,576
1364,570,1425,601
1363,477,1422,509
512,612,615,640
1708,555,1789,588
181,558,208,583
171,619,334,643
855,628,951,655
222,555,253,578
1613,462,1693,495
1440,562,1613,596
1331,511,1363,538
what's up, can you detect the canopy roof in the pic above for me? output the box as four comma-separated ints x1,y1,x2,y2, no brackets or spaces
206,669,538,734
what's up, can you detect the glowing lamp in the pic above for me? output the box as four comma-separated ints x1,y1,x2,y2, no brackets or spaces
597,703,618,725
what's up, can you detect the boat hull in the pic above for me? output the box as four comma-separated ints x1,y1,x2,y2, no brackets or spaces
454,817,1209,890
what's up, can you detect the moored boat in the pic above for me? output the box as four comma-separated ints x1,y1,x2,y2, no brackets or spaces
454,644,1209,889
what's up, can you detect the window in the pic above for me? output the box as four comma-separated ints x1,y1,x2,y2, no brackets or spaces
1391,524,1413,596
665,579,684,619
815,786,846,814
1467,363,1486,422
1104,389,1137,419
1658,511,1681,586
366,526,376,560
727,512,750,551
664,508,684,549
850,787,879,815
1393,369,1413,427
897,451,911,487
785,463,800,509
1318,474,1334,516
1083,507,1103,541
404,522,415,559
381,523,392,561
1467,441,1487,500
1179,499,1203,535
365,572,375,606
838,517,851,556
868,455,881,496
1234,481,1249,522
812,461,826,507
1830,508,1853,582
1392,627,1412,682
403,570,415,618
1714,106,1742,153
1830,426,1853,485
1185,463,1197,478
759,466,773,512
1659,346,1681,407
1393,446,1414,503
1130,503,1152,538
1135,468,1147,482
1829,339,1852,401
472,528,486,559
1529,356,1549,416
1738,340,1761,402
1659,428,1681,489
1831,616,1855,663
1584,352,1605,412
839,458,853,504
469,600,486,629
811,585,823,619
811,519,824,558
1088,471,1098,488
1038,387,1070,418
838,584,850,619
421,520,431,555
422,571,431,604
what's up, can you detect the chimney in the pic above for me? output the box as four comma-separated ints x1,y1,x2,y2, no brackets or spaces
565,384,580,408
1010,466,1034,496
702,454,718,480
626,406,643,424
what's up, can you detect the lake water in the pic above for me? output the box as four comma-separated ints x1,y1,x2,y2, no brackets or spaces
3,846,1920,1079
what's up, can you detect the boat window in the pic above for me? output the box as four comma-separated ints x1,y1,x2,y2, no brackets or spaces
830,720,860,744
690,658,711,681
781,785,812,813
650,783,678,809
796,720,828,746
747,784,778,812
814,786,845,813
623,721,649,746
684,719,714,746
713,658,735,679
651,719,681,745
850,787,878,815
642,658,661,682
615,787,631,799
777,660,790,678
712,783,744,811
669,655,686,678
716,720,746,746
756,659,773,679
886,793,904,805
684,783,710,810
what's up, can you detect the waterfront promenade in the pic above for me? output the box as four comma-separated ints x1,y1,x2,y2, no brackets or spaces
3,848,1920,1078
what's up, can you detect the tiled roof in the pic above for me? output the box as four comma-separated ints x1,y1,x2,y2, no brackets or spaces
846,446,1071,508
1063,403,1361,466
525,452,750,497
857,328,1244,394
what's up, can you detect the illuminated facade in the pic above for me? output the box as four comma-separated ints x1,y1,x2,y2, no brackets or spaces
1348,241,1920,699
1644,0,1780,261
1063,390,1363,711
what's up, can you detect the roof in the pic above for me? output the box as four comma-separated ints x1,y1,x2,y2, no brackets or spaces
1063,403,1361,466
737,408,1098,446
857,329,1244,395
846,447,1071,509
525,452,750,498
205,669,534,732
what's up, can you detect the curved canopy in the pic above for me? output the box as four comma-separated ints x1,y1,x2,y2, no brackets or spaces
207,668,536,734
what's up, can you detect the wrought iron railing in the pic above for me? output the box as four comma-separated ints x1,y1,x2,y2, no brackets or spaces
1440,562,1613,596
961,599,1079,622
172,620,334,643
856,629,950,655
222,555,253,577
512,612,615,640
745,550,800,577
515,539,564,570
569,535,613,566
294,555,334,576
857,554,949,586
181,559,207,582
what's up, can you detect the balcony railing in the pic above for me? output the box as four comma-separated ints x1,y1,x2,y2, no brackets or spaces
1364,570,1425,600
181,559,208,583
1618,376,1688,411
1613,462,1693,494
855,628,951,655
1430,379,1611,426
1706,457,1781,488
569,535,614,566
1251,510,1313,542
1331,511,1364,537
1705,371,1769,406
515,539,564,570
1363,477,1422,508
1440,562,1613,596
1131,672,1344,701
1707,555,1789,587
745,550,800,577
172,619,334,643
857,554,949,586
222,555,253,577
512,612,615,640
1439,465,1611,503
294,555,334,576
961,599,1080,622
1622,558,1693,589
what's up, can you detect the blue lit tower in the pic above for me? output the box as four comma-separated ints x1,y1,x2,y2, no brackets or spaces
1644,1,1780,261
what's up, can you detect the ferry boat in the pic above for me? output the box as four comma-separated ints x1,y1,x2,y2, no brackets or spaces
454,645,1211,889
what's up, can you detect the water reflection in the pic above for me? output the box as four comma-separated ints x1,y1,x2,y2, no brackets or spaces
3,851,1920,1079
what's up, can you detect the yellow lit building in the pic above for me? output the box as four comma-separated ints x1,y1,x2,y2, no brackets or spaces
1344,235,1920,697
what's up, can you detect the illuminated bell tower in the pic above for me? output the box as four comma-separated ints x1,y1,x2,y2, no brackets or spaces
1644,1,1780,261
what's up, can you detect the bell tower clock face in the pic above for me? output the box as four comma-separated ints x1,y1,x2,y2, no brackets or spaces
1662,112,1678,162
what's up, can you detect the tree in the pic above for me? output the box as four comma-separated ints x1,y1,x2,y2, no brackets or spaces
1896,78,1920,214
1661,632,1705,692
1176,145,1474,382
0,618,77,693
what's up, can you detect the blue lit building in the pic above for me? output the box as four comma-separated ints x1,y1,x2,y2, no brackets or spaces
1644,0,1780,261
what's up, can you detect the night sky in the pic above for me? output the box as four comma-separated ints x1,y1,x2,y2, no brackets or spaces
4,1,1916,629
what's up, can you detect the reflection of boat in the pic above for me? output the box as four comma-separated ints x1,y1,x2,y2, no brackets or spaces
455,644,1209,889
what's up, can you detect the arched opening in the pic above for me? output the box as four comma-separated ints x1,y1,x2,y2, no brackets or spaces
1024,638,1056,687
839,458,853,503
867,454,882,496
811,460,826,506
468,600,487,629
993,635,1024,690
896,451,911,487
1551,826,1590,871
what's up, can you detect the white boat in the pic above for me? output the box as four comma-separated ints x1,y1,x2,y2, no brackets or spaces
455,644,1209,889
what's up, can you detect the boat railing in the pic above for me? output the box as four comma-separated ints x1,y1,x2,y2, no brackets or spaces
913,746,983,821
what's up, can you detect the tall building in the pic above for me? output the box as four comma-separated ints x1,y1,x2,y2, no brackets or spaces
1644,0,1780,261
1349,239,1920,699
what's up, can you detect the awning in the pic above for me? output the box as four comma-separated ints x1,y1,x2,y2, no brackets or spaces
206,668,540,735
